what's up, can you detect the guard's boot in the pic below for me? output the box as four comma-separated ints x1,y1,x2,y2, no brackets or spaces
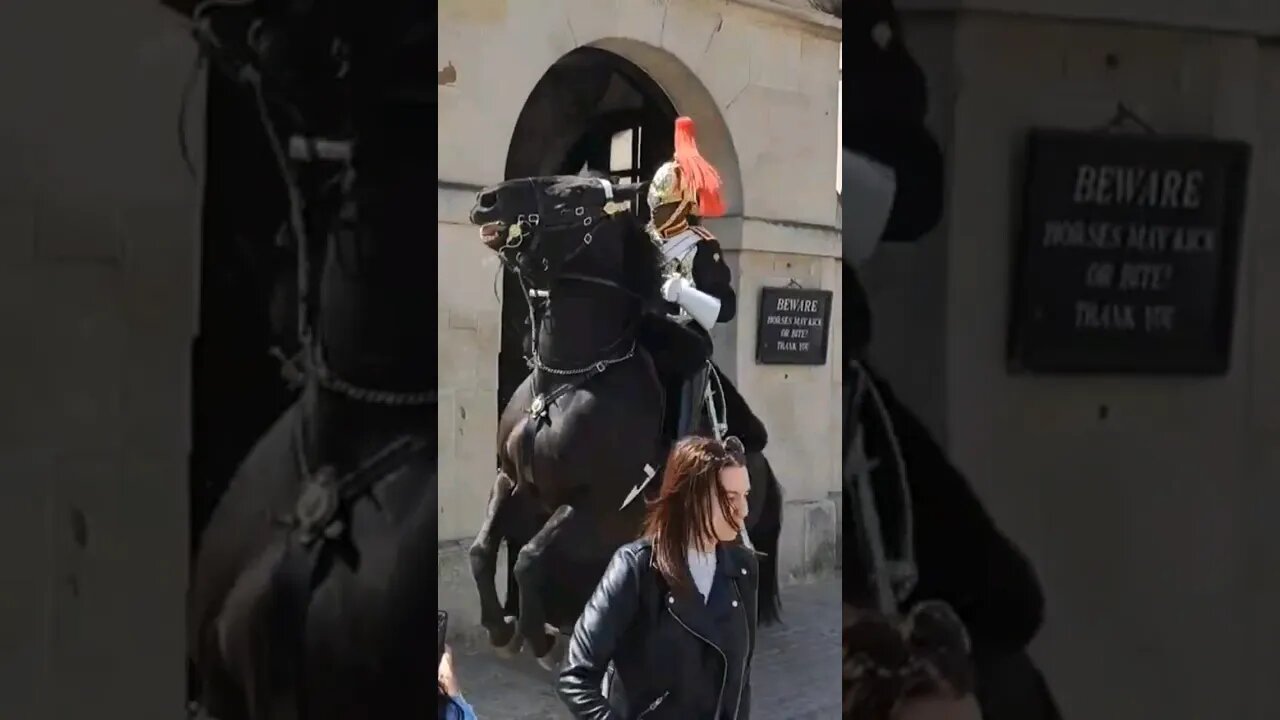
675,364,710,439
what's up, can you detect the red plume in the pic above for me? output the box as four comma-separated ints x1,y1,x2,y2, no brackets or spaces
672,116,725,217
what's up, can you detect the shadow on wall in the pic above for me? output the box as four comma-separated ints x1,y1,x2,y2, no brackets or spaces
809,0,843,18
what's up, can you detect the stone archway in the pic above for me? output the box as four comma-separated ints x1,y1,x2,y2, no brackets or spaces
584,37,744,216
497,42,744,413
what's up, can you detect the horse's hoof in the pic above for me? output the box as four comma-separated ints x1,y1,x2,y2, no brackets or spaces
535,633,564,672
491,617,523,658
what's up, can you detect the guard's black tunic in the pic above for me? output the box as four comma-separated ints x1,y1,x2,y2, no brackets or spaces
643,230,768,452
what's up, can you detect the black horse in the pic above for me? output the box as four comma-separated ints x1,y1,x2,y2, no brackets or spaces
186,1,438,718
467,175,784,669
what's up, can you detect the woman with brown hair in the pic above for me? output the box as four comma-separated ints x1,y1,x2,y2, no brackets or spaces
557,435,757,719
844,602,983,719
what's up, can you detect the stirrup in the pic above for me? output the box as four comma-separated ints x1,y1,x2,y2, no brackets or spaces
702,363,728,441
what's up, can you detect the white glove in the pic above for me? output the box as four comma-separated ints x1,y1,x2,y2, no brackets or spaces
662,275,722,330
842,148,896,268
661,275,689,303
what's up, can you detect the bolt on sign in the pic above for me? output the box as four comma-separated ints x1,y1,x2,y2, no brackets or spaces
756,287,834,365
1008,129,1250,374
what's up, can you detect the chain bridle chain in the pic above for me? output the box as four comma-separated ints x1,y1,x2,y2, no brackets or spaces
310,346,436,406
530,341,637,377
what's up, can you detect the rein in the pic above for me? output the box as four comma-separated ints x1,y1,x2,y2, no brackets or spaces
844,358,917,614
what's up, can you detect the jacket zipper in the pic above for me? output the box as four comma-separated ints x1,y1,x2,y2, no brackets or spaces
635,690,670,719
729,582,754,720
666,607,727,718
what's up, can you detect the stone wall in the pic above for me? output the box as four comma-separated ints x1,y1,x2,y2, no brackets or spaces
866,8,1280,719
896,0,1280,37
0,4,199,718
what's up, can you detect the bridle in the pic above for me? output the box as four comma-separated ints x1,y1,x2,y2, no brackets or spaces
844,357,917,614
493,177,644,379
193,2,434,408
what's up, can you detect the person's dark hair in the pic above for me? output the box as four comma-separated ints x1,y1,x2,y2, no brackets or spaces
643,435,747,592
843,601,974,719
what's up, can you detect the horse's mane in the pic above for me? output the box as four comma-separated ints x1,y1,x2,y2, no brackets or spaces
619,211,662,303
544,172,662,304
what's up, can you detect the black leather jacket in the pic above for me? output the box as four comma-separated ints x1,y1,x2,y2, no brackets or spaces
557,538,759,720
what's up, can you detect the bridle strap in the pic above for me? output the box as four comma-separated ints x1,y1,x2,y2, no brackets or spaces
497,186,642,376
556,272,636,297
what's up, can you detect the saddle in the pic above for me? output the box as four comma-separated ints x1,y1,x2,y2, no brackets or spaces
636,312,710,441
636,311,708,380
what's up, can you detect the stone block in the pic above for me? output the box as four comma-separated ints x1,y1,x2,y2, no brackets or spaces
0,201,34,265
0,448,51,720
695,12,753,107
778,498,840,585
746,23,804,93
659,0,730,73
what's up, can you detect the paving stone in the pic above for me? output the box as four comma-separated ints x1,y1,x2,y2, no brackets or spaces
452,579,841,719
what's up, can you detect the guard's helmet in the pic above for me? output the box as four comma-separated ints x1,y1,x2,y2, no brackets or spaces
648,117,725,234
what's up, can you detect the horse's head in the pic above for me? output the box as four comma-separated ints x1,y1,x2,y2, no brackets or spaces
469,175,659,298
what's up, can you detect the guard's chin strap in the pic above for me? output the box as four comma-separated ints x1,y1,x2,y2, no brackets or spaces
654,198,694,237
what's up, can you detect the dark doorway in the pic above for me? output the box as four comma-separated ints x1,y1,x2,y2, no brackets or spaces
188,68,300,554
497,47,678,413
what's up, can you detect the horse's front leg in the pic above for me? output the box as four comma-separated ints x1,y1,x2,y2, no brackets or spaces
513,503,576,671
468,472,520,655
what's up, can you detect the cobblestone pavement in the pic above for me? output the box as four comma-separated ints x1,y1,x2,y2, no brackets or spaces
453,579,840,719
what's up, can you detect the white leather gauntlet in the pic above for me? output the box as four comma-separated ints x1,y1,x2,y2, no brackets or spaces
662,276,722,331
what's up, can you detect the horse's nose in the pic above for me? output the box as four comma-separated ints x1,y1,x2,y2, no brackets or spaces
470,190,498,224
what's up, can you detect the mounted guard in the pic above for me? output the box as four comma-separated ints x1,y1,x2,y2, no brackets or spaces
642,116,769,453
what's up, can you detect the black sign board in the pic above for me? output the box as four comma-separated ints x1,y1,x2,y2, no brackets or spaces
756,287,833,365
1008,129,1250,374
